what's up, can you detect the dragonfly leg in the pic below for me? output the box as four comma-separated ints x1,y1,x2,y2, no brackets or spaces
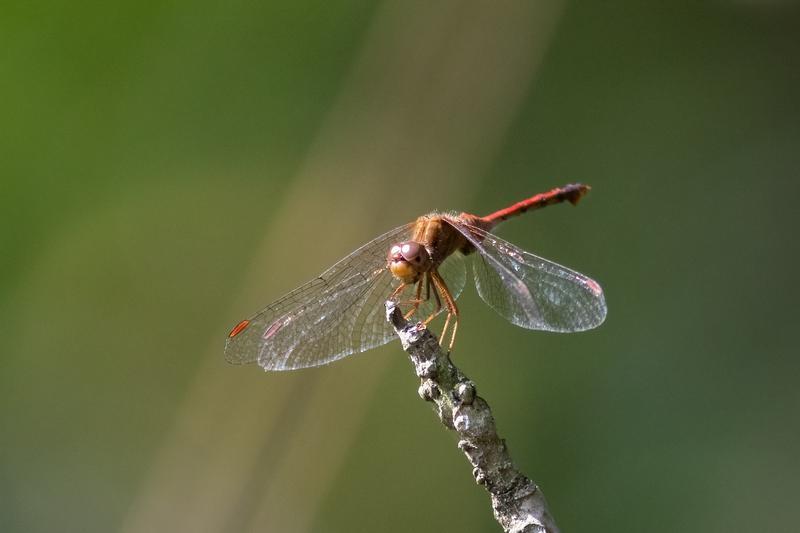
421,272,442,326
448,314,459,352
440,307,452,346
430,272,441,312
403,279,424,320
425,273,432,301
430,270,459,352
389,282,407,301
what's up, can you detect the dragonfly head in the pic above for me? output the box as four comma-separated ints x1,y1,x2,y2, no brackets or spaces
388,241,431,283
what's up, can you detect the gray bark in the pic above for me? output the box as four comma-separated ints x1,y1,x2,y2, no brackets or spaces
386,301,560,533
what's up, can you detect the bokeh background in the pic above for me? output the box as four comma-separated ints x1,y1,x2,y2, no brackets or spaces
2,1,799,532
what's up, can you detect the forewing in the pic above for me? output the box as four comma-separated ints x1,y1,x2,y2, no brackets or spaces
446,219,607,332
224,223,413,370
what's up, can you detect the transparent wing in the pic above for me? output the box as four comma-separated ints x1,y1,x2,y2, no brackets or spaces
224,223,414,371
446,219,607,332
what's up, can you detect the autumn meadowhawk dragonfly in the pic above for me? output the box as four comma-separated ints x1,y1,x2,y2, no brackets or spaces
225,183,606,371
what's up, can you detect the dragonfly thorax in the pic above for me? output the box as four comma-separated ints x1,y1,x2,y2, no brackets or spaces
387,241,432,283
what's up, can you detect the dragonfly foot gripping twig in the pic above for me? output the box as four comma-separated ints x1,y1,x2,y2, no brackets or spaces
385,300,560,533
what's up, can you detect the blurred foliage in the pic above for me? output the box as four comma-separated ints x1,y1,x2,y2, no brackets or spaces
2,1,799,532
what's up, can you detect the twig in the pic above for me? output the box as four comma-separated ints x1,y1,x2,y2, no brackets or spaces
386,301,560,533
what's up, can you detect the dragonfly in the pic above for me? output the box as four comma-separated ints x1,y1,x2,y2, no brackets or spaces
225,183,606,371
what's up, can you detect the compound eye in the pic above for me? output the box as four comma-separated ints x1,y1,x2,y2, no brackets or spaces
400,242,421,262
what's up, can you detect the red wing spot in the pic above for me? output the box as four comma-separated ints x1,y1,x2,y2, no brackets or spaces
585,279,602,297
228,319,250,338
263,320,284,340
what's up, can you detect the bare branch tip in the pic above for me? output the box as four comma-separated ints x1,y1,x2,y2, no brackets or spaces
385,299,560,533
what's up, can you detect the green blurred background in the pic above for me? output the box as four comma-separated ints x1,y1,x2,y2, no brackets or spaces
2,1,799,532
